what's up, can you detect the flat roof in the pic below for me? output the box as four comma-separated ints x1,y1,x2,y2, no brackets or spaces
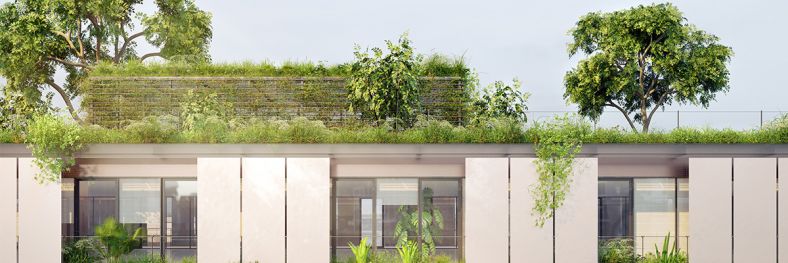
2,143,787,159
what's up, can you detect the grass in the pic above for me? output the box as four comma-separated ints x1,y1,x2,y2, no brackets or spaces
90,54,469,78
2,116,786,145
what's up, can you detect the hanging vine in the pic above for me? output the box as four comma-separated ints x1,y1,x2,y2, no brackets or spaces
530,114,589,227
25,113,84,183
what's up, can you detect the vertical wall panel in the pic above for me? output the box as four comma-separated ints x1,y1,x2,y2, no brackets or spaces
287,158,330,263
780,158,788,263
18,158,60,262
510,158,553,262
197,158,241,262
554,158,598,263
242,158,286,263
0,158,16,262
464,158,509,263
734,158,777,262
689,158,732,263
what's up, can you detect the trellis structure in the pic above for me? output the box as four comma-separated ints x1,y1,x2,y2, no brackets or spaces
82,76,469,127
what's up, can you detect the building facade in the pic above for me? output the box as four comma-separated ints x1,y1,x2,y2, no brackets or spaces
0,143,786,262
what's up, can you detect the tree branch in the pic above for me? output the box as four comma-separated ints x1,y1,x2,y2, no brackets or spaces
605,101,639,133
47,56,93,69
46,80,82,123
140,52,162,62
114,31,146,63
643,90,675,132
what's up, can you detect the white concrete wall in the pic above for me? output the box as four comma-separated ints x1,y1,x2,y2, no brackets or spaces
689,158,732,263
286,158,330,263
0,158,16,262
17,158,60,262
510,158,553,262
554,158,598,263
733,158,777,262
780,158,788,263
464,158,509,263
242,158,286,263
197,158,241,262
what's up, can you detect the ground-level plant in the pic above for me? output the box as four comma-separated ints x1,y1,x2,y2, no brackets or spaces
349,237,373,263
396,240,421,263
598,238,639,263
94,218,145,262
639,233,687,263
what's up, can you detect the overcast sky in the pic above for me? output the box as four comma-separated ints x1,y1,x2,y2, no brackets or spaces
3,0,787,113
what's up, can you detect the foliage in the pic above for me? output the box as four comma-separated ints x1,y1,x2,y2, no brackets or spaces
94,217,144,263
125,115,180,143
348,237,372,263
120,254,168,263
0,0,213,122
470,79,529,124
396,240,421,263
25,113,84,182
392,186,444,258
179,89,233,131
62,239,100,263
599,239,638,263
0,87,53,137
529,115,589,227
347,33,423,127
565,3,733,133
640,234,687,263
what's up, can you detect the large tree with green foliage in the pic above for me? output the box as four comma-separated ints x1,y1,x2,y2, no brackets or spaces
0,0,212,122
564,3,733,133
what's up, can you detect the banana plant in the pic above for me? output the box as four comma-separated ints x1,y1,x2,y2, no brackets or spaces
397,240,421,263
348,237,372,263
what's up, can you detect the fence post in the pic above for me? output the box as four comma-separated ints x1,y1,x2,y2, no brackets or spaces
676,111,680,129
760,110,763,128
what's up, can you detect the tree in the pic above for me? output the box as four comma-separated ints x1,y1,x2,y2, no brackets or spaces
471,78,530,124
564,3,732,133
0,0,212,122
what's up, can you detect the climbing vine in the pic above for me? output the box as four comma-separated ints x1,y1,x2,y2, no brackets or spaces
25,114,84,183
530,115,589,227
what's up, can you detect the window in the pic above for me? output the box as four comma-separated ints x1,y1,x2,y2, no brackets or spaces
63,178,197,260
332,178,462,261
598,178,688,255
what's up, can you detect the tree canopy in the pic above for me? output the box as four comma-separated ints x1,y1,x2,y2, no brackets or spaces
564,3,733,133
0,0,212,122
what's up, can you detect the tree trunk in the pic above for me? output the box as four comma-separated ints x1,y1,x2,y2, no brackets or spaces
46,80,83,123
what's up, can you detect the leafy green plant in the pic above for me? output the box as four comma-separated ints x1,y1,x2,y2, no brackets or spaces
598,239,638,263
179,89,233,131
347,33,423,127
348,237,372,263
125,115,180,143
94,218,144,263
25,113,84,182
392,186,444,258
529,115,590,227
470,79,529,124
640,233,687,263
62,239,100,263
397,240,421,263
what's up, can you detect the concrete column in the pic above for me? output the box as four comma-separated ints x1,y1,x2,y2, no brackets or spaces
510,158,553,262
689,158,732,263
242,158,286,263
197,158,241,262
554,158,598,263
464,158,509,263
780,158,788,263
286,158,330,263
733,158,777,262
18,158,60,262
0,158,16,262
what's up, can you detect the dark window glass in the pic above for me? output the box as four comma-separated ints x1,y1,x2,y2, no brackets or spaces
598,179,632,239
78,180,118,236
163,180,197,261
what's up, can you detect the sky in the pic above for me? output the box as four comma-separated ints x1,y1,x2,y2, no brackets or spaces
2,0,787,116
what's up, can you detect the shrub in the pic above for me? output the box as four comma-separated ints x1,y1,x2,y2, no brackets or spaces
347,33,423,127
62,239,100,263
470,79,529,124
94,218,144,262
124,116,180,143
639,233,687,263
183,115,229,143
598,239,638,263
285,117,329,143
25,113,84,182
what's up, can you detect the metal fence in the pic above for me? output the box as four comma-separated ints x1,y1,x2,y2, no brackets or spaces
529,110,786,131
